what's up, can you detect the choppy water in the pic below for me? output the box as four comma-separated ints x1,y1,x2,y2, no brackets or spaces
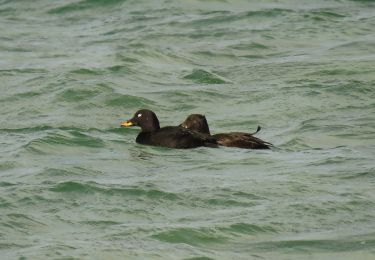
1,0,375,259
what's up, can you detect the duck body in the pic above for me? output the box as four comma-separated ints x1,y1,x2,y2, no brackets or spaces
180,114,272,149
121,110,217,149
213,132,270,149
135,126,217,148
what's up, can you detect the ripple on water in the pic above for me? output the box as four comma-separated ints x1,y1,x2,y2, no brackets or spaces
57,87,103,102
49,181,180,201
181,8,293,28
339,170,375,180
151,227,227,246
183,257,214,260
0,197,12,209
1,213,46,236
69,68,104,76
183,69,230,84
220,223,278,235
35,167,103,180
48,0,127,14
105,94,156,109
151,223,278,247
204,198,257,207
250,235,375,253
23,130,105,154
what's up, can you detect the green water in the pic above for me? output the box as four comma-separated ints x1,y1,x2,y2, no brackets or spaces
1,0,375,259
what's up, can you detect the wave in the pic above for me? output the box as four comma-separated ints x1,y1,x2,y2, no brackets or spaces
57,88,103,102
220,223,278,235
151,227,227,246
205,198,256,207
23,130,105,154
105,94,156,109
152,223,278,246
68,65,135,76
0,125,120,134
80,220,122,227
50,181,180,201
250,234,375,252
48,0,127,14
339,170,375,180
0,242,29,250
329,40,375,51
183,69,230,84
0,213,46,236
48,180,267,211
178,8,293,28
36,167,102,178
0,68,47,75
183,257,214,260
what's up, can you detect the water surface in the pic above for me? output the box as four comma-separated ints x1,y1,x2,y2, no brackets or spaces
1,0,375,259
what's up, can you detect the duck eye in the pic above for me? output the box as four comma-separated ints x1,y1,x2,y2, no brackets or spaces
137,113,142,118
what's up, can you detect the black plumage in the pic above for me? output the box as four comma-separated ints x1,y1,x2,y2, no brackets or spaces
180,114,271,149
121,109,217,149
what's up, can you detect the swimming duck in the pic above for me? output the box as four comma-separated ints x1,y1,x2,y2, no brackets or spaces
180,114,271,149
121,109,218,149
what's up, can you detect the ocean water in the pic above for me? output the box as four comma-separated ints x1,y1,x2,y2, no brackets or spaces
1,0,375,259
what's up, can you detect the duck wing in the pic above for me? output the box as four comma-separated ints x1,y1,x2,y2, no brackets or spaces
213,132,272,149
137,126,217,149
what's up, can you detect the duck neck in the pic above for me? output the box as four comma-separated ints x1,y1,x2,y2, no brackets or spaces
140,114,160,132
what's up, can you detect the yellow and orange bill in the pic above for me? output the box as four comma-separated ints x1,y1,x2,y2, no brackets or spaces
120,121,134,127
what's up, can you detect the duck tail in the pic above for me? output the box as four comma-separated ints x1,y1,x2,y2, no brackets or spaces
250,125,261,135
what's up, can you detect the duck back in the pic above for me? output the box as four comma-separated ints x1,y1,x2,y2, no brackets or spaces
136,126,217,149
